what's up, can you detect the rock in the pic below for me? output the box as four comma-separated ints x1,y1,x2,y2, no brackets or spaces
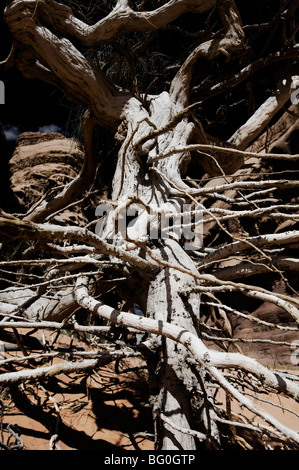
232,301,298,368
9,131,88,226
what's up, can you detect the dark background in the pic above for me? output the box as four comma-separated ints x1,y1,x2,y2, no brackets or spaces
0,1,81,138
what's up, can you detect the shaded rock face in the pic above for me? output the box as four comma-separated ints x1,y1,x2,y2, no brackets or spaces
231,118,299,368
203,283,298,369
9,132,88,225
269,121,299,155
202,105,299,369
232,300,298,368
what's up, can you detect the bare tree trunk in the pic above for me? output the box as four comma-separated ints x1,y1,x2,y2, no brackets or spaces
1,0,299,451
106,92,204,448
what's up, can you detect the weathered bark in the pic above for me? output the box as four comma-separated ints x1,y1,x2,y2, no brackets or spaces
104,91,207,448
145,244,201,449
0,285,77,322
170,0,245,106
1,0,299,451
73,276,299,446
229,75,299,150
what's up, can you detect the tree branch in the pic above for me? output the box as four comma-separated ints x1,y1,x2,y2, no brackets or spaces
195,45,299,101
5,0,216,48
0,216,159,273
199,230,299,266
229,75,299,150
74,275,299,444
210,257,299,281
170,0,245,106
0,350,139,386
185,282,299,323
5,2,132,129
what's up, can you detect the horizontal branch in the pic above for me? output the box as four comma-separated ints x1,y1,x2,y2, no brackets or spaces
46,243,96,255
5,0,216,48
186,282,299,323
202,301,298,332
199,231,299,266
0,320,143,338
0,256,111,268
0,216,158,273
74,275,299,444
201,204,299,224
211,257,299,281
160,413,207,442
147,142,299,164
0,350,139,386
215,416,276,439
201,332,295,348
171,179,299,196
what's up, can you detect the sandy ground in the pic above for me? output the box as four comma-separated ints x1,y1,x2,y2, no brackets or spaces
1,358,155,450
2,362,155,450
0,331,298,451
0,329,155,451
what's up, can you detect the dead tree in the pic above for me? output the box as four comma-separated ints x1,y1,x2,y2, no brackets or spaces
0,0,299,450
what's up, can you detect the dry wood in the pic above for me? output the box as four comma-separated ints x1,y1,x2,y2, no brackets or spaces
1,0,298,451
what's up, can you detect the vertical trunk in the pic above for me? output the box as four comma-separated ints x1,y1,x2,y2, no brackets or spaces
103,92,219,449
146,241,200,449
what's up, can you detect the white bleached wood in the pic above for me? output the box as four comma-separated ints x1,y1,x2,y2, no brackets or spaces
229,75,299,150
199,231,299,266
74,276,299,444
